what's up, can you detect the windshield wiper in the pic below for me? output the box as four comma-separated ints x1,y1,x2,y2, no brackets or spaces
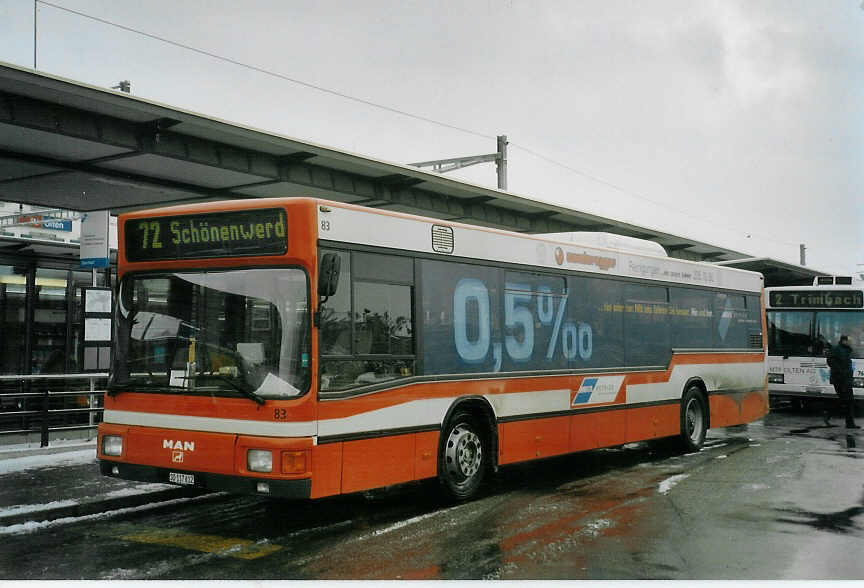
195,373,265,405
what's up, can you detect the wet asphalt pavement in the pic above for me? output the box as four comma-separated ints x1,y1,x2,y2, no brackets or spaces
1,405,862,580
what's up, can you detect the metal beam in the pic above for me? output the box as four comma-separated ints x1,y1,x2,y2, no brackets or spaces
0,147,241,202
410,135,508,190
698,252,729,261
1,90,139,151
376,174,426,187
279,152,317,163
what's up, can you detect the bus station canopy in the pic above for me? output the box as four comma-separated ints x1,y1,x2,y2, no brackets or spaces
716,258,827,288
0,60,831,281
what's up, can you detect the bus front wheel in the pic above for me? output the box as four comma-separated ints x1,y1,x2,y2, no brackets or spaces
680,386,708,453
438,410,488,500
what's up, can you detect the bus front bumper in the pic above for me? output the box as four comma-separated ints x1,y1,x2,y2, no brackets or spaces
99,460,311,499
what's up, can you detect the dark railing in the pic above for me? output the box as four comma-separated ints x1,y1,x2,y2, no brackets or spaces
0,373,108,447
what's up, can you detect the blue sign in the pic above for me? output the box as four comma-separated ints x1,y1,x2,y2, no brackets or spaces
80,257,109,268
41,219,72,231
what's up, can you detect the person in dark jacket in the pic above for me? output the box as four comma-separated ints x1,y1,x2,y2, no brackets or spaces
824,335,859,429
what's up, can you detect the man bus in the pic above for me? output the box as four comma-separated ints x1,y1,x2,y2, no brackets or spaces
98,198,768,501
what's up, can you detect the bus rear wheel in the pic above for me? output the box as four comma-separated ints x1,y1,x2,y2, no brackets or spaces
680,386,707,452
438,410,488,500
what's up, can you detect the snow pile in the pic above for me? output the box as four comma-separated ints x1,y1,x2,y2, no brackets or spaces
0,493,217,536
103,483,173,498
0,449,96,475
582,518,614,537
0,439,93,454
0,499,78,518
658,473,690,495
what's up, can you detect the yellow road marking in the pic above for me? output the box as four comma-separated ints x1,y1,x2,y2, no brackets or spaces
120,528,282,560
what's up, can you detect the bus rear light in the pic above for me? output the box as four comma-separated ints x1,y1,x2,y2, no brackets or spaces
768,373,784,384
247,449,273,473
281,450,308,474
102,435,123,456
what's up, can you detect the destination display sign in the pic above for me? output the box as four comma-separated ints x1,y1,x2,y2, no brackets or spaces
769,290,864,309
125,208,287,261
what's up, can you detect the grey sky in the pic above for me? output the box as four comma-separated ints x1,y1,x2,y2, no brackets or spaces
1,0,861,274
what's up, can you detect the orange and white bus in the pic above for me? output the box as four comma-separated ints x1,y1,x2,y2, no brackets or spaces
98,198,768,500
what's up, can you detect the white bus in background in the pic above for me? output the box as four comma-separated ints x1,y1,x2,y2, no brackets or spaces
766,276,864,407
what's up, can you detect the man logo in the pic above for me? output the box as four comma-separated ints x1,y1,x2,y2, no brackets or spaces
164,439,194,464
163,439,195,452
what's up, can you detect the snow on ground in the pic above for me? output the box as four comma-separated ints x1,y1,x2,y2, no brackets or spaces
0,493,220,536
658,473,690,495
0,500,78,518
0,439,95,454
102,483,173,498
0,483,176,521
0,449,96,474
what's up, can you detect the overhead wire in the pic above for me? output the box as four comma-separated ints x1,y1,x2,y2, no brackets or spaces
36,0,497,141
508,143,801,247
37,0,798,249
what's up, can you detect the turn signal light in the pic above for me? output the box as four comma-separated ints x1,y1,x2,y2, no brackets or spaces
281,450,307,474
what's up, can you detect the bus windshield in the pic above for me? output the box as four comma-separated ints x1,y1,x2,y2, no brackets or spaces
767,310,864,358
111,268,310,399
815,311,864,357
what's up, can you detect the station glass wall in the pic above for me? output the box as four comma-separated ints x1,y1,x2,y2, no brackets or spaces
0,260,111,436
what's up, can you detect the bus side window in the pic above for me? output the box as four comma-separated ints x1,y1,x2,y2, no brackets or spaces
623,284,670,367
354,282,413,355
670,288,713,349
713,292,749,348
319,251,415,393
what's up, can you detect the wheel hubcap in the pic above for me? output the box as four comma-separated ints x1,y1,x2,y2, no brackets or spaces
686,398,703,442
445,425,482,480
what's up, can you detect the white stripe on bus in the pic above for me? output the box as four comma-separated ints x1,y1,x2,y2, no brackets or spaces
103,410,317,437
104,361,763,439
626,362,765,404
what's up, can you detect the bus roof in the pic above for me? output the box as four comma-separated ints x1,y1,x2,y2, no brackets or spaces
120,197,765,293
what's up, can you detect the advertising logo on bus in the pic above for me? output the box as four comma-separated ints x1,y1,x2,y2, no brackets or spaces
572,375,625,406
552,246,616,271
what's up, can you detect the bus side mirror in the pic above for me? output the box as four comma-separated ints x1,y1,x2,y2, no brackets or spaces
119,282,140,316
318,253,341,299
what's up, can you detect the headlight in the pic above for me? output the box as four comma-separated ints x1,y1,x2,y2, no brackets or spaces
853,377,864,389
247,449,273,473
102,435,123,456
768,373,784,384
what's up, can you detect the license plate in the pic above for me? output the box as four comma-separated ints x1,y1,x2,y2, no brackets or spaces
168,472,195,486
